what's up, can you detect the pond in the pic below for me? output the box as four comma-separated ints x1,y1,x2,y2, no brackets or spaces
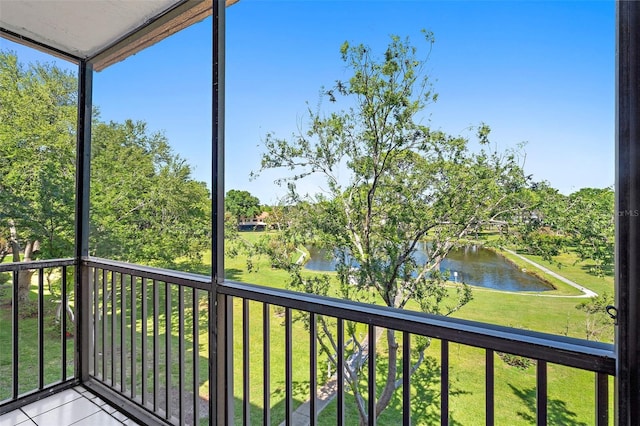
304,244,554,292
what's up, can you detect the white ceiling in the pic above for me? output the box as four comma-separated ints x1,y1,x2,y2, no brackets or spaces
0,1,184,57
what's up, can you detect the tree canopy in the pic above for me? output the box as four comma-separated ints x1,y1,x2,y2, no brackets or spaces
225,189,261,222
257,33,530,423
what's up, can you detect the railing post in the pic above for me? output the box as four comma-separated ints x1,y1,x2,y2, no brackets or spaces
74,59,93,383
616,2,640,425
212,0,227,424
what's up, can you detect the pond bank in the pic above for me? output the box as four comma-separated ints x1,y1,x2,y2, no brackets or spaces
499,247,597,298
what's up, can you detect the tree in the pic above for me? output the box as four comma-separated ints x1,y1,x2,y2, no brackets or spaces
0,50,211,305
576,292,615,342
565,187,614,275
90,120,210,266
0,51,77,303
510,182,569,261
257,33,529,424
225,189,261,223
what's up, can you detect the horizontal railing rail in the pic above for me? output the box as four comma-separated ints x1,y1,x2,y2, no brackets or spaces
84,257,211,290
0,258,78,415
220,280,615,375
0,258,76,272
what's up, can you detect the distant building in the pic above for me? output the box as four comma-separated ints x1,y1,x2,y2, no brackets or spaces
238,211,269,231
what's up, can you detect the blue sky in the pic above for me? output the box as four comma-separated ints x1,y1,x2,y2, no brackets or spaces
2,0,615,204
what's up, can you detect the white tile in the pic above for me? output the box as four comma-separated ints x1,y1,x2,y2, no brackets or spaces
122,419,140,426
0,409,30,426
30,397,100,426
100,404,118,414
69,410,122,426
21,389,82,418
110,411,127,422
15,420,36,426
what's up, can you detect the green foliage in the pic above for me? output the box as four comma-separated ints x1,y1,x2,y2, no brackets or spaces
576,292,615,341
0,50,210,269
90,120,210,265
497,352,534,370
256,33,529,423
520,228,567,261
225,189,261,222
566,188,614,275
0,50,77,259
513,185,614,276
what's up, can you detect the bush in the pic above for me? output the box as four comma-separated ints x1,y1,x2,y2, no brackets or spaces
497,352,533,370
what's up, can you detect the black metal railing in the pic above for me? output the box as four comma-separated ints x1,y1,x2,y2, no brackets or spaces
1,258,617,425
218,281,616,426
83,258,212,426
0,258,77,414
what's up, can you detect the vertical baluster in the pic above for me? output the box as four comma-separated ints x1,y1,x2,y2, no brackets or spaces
441,340,449,426
310,313,317,426
595,372,609,426
153,280,159,413
537,360,548,426
120,273,126,393
402,332,410,426
38,268,44,390
165,282,172,420
111,271,116,386
243,299,250,425
368,325,376,426
193,289,200,425
486,350,494,426
102,269,107,381
131,276,137,400
61,266,68,382
12,270,18,399
337,318,344,426
263,303,271,425
285,307,292,425
178,286,185,426
93,268,99,377
141,277,148,407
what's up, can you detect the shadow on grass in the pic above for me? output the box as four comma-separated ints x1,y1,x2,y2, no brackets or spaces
508,384,587,425
579,263,614,277
224,269,244,281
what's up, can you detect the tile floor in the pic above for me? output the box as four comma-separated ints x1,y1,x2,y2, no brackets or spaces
0,387,137,426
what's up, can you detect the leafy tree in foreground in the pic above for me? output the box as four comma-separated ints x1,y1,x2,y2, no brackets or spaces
257,33,529,423
0,51,77,302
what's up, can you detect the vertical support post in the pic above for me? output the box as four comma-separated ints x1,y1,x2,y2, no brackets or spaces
616,2,640,425
212,0,227,424
74,60,93,382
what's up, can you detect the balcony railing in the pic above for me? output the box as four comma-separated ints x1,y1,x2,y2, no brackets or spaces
0,258,77,413
0,258,617,425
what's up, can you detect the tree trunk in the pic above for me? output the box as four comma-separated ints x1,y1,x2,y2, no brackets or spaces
376,328,399,416
9,220,37,305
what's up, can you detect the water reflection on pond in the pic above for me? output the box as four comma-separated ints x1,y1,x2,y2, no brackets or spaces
304,244,553,292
